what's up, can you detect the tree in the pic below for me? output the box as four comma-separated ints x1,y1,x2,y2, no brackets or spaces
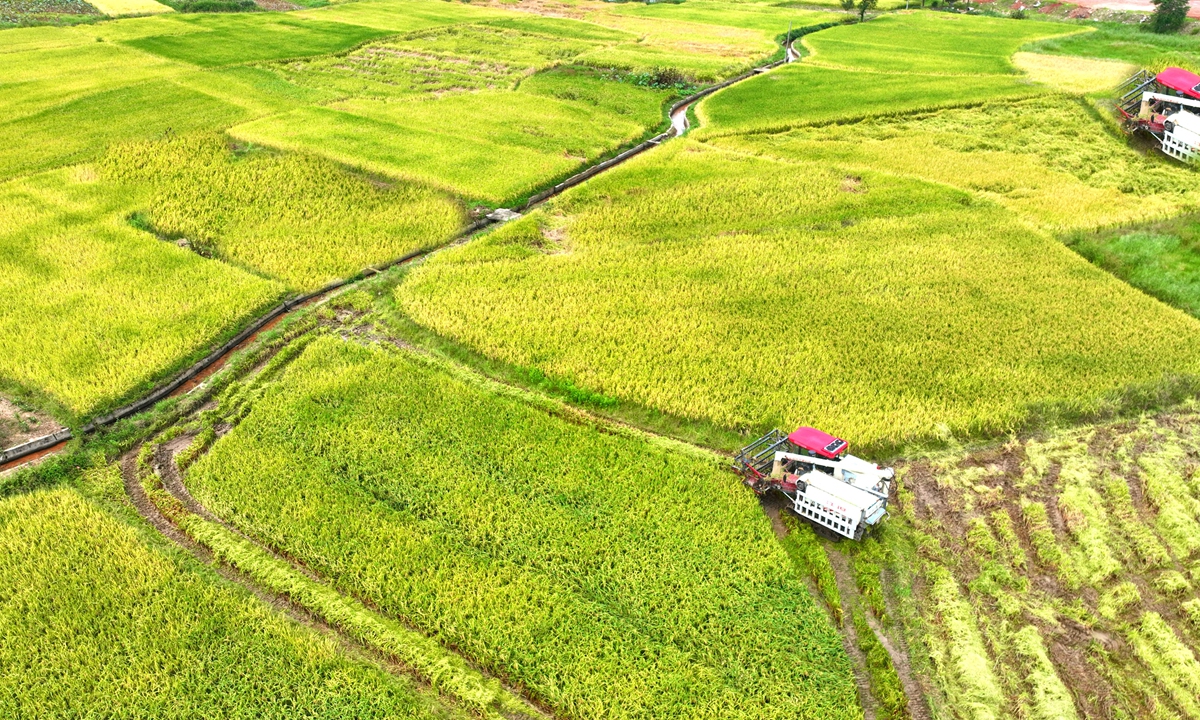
1151,0,1189,33
844,0,877,20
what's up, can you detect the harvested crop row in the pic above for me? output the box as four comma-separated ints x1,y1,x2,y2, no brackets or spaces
893,407,1200,718
187,335,859,720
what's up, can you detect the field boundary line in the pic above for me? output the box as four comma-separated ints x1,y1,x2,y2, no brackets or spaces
1,21,839,473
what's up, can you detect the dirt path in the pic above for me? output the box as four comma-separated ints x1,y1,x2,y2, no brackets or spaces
826,546,881,720
862,589,933,720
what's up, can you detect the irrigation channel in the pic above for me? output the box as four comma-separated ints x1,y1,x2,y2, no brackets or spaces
0,34,809,474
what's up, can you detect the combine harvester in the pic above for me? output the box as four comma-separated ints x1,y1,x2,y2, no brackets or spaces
735,427,893,541
1116,66,1200,164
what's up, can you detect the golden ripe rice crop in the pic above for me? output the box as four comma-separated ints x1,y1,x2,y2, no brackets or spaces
188,336,859,719
99,133,463,291
0,484,453,717
397,141,1200,450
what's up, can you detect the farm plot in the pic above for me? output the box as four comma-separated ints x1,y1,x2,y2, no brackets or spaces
604,1,840,37
396,140,1200,451
697,10,1077,137
122,14,394,68
269,21,633,101
801,11,1080,75
187,335,859,720
0,482,464,719
712,95,1200,232
231,23,676,204
87,0,170,15
99,133,463,290
0,166,284,421
882,406,1200,719
1023,21,1200,72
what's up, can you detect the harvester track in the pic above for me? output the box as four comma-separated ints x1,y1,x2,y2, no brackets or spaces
121,437,555,720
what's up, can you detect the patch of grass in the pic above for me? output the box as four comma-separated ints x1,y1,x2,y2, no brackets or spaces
188,335,859,719
0,166,284,421
98,132,463,290
1021,500,1066,570
0,484,463,718
1069,215,1200,319
1154,570,1192,595
1023,21,1200,71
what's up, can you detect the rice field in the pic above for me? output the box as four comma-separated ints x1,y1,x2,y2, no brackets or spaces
86,0,170,15
712,96,1200,232
886,406,1200,718
396,139,1200,450
0,480,465,719
99,133,463,290
0,166,284,420
187,335,859,720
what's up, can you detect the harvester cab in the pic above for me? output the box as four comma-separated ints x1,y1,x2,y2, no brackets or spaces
1116,66,1200,164
734,427,894,541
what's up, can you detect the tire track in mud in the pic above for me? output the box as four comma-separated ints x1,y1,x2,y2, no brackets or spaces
127,436,555,720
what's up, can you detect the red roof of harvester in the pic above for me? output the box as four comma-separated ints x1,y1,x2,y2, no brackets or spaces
1157,67,1200,100
788,426,848,459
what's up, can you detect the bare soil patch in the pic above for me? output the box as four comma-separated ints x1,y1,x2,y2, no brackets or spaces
0,396,63,450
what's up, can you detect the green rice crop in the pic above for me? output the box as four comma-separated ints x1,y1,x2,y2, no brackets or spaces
231,79,668,205
780,512,843,621
1070,216,1200,318
98,133,463,290
299,0,506,34
397,140,1200,450
696,64,1042,137
0,78,252,182
188,335,859,720
606,1,841,38
0,166,283,420
713,97,1200,233
0,484,464,719
518,65,673,126
1023,21,1200,71
123,14,393,67
801,12,1079,75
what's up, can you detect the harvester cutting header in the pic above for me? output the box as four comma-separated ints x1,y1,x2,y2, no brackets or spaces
1117,66,1200,164
735,427,893,541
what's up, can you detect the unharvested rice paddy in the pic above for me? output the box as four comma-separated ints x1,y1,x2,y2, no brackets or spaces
99,133,463,290
397,139,1200,449
0,166,283,419
0,481,464,718
187,335,859,720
